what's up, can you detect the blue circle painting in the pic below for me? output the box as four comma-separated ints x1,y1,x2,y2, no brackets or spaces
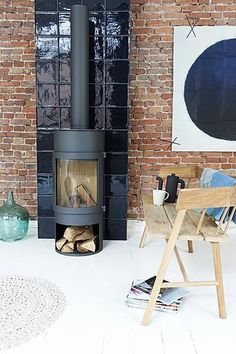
184,39,236,141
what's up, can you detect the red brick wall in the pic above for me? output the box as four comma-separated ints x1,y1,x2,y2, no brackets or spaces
128,0,236,219
0,0,36,216
1,1,236,220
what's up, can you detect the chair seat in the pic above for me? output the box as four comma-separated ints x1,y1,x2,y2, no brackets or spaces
143,195,228,242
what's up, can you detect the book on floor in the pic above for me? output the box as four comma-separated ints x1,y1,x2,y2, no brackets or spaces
125,276,190,313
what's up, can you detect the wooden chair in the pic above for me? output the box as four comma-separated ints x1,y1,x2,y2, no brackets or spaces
139,165,203,252
142,185,236,326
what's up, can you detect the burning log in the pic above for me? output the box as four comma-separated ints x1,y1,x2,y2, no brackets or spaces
56,225,96,254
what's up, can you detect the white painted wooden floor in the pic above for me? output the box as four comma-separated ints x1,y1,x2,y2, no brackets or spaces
1,220,236,354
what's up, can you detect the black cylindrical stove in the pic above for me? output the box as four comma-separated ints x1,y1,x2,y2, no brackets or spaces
53,5,105,256
53,129,105,256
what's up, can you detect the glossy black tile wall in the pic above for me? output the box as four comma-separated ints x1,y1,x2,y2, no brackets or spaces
105,218,127,240
105,197,127,218
35,0,130,240
37,174,53,195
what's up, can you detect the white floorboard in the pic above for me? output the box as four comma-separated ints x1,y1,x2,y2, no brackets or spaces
0,219,236,354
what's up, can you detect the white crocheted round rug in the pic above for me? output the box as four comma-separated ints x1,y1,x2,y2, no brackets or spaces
0,276,66,350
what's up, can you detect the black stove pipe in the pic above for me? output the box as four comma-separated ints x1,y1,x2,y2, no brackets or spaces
71,5,89,129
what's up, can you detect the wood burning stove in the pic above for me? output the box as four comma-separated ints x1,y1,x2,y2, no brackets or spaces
53,5,105,256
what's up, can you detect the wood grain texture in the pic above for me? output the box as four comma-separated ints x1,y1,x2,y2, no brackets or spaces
177,186,236,210
159,165,202,179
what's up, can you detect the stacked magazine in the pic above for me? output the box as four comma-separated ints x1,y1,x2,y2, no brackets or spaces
125,276,190,313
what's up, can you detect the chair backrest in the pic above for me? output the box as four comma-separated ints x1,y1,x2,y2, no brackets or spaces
159,165,202,179
176,186,236,236
176,186,236,211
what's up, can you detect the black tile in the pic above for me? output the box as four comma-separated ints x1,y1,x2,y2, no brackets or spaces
59,13,70,35
60,84,71,106
89,84,103,106
37,107,60,128
60,107,71,128
105,153,128,174
89,107,105,129
90,37,104,60
37,173,53,195
105,60,129,83
38,217,55,239
58,0,82,11
105,84,128,106
38,196,54,217
35,0,57,11
106,36,129,59
37,152,53,173
37,131,54,151
105,175,128,196
89,60,103,83
106,12,129,36
84,0,105,11
105,197,127,218
37,61,58,83
59,37,71,59
89,12,105,36
36,38,58,60
106,107,128,129
35,14,58,36
37,84,59,106
60,61,71,83
104,218,127,240
105,131,128,152
106,0,130,11
36,0,130,242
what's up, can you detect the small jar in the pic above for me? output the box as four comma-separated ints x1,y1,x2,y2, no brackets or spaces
0,191,29,242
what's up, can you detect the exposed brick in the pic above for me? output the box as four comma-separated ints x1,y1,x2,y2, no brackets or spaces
0,0,36,217
1,0,236,222
128,0,236,219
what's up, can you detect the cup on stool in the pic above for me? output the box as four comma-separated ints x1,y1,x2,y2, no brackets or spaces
152,190,169,206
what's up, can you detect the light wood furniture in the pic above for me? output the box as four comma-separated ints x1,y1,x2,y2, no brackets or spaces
140,165,203,252
141,185,236,326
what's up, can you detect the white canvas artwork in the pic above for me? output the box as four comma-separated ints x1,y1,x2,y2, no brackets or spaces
173,26,236,151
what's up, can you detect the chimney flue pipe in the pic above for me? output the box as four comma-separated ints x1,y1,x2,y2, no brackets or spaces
71,5,89,129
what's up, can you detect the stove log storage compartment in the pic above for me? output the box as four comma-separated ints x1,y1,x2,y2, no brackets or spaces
53,5,105,256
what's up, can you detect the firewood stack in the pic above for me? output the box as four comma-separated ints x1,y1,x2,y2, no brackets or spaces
56,226,96,254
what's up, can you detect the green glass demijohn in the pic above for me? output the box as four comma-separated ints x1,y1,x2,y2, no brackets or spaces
0,191,29,242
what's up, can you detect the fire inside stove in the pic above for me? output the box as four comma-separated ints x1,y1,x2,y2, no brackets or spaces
56,159,97,208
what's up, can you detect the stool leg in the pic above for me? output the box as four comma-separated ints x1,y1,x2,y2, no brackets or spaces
139,225,148,248
187,240,193,253
212,242,226,319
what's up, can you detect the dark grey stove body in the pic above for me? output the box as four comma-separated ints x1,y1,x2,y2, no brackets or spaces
53,5,105,255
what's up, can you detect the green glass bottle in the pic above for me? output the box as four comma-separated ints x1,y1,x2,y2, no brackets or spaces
0,191,29,242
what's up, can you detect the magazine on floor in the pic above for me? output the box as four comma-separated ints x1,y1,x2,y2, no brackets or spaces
125,276,190,313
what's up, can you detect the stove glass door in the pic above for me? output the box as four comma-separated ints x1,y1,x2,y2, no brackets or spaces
56,159,97,208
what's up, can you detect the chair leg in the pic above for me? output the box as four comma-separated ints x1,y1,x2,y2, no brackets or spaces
174,245,189,281
212,242,226,319
187,240,193,253
139,225,148,248
142,209,186,326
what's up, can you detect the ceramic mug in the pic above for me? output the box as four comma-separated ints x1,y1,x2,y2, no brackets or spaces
152,190,169,206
